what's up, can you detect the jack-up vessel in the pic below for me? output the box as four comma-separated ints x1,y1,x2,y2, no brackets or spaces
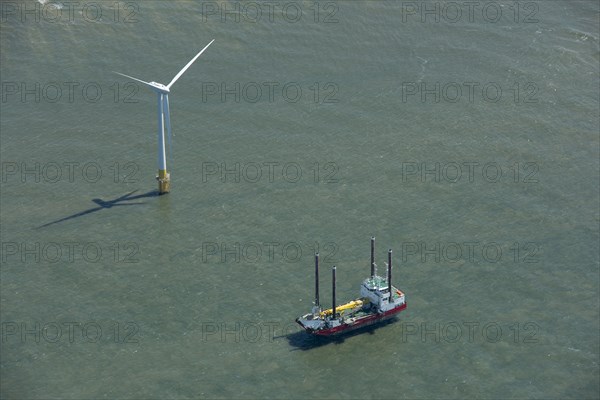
296,237,406,336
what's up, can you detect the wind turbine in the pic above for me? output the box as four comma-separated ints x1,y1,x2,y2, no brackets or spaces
114,39,215,194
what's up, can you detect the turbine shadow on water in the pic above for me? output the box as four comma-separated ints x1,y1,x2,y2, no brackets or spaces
281,317,399,351
37,189,160,229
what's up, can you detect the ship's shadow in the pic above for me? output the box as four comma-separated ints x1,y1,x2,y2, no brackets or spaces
282,318,398,351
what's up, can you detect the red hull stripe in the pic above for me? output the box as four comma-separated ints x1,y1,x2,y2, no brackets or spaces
311,303,407,336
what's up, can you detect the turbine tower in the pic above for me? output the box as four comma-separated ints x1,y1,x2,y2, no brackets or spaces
114,39,215,194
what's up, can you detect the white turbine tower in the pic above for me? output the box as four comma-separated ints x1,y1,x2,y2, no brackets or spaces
114,39,215,194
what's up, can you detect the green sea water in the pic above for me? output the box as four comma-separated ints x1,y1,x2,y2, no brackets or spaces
1,1,598,398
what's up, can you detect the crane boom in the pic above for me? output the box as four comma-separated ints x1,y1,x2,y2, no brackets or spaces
320,299,367,318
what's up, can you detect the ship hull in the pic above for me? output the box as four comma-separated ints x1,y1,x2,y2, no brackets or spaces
297,302,407,336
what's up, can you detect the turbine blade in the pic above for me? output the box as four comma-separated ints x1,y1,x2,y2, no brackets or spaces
113,71,154,88
167,39,215,89
163,95,173,168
